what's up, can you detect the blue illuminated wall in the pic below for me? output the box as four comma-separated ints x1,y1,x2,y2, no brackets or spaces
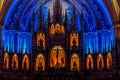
2,0,115,54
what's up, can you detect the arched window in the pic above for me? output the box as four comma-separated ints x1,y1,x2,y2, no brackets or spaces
86,54,93,70
4,52,9,69
12,54,18,70
71,54,80,71
22,55,29,70
50,46,65,68
36,54,45,71
107,52,112,69
97,53,104,70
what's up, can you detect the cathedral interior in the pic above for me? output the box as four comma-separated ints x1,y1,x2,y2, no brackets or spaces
0,0,120,80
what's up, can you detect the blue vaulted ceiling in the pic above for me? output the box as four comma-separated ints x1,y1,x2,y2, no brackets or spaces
2,0,115,54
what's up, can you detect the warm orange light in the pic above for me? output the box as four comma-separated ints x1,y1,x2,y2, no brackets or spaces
107,52,112,69
71,54,80,71
22,55,29,70
50,24,65,36
50,46,65,68
37,33,45,49
86,54,93,70
97,53,104,70
70,33,79,49
0,0,4,13
50,24,55,35
12,54,18,70
36,54,45,71
4,52,9,70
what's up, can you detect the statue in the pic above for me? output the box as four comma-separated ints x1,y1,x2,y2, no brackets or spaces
38,60,43,71
24,58,27,70
13,58,16,69
72,38,77,49
50,58,54,67
73,61,77,71
61,58,64,67
99,59,102,69
89,58,92,70
39,39,44,49
4,58,7,69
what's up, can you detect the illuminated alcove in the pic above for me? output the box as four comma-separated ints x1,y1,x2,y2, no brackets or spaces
71,54,80,71
107,52,112,69
4,52,9,70
36,54,45,71
86,54,93,70
50,46,65,68
12,54,18,70
22,55,29,71
97,53,104,70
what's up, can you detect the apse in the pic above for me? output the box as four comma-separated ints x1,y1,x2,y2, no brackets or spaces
2,0,115,54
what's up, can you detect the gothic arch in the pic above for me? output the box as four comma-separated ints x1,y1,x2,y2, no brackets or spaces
71,54,80,71
35,54,45,71
107,52,112,69
4,52,9,70
22,54,29,70
3,0,113,31
86,54,93,70
12,54,18,70
50,46,65,68
97,53,104,70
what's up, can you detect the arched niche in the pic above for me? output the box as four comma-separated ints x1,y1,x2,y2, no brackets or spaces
107,52,112,69
97,53,104,70
71,54,80,71
22,55,29,71
86,54,93,70
50,46,65,68
35,54,45,71
12,54,18,70
4,52,9,70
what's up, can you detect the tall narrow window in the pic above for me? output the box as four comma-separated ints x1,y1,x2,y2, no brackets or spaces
22,55,29,70
86,54,93,70
107,53,112,69
4,52,9,70
12,54,18,70
97,53,104,70
36,54,45,71
71,54,80,71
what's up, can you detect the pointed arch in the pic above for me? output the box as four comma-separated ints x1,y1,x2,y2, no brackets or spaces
4,52,9,70
107,52,112,69
22,55,29,70
71,54,80,71
50,46,65,68
12,54,18,70
36,54,45,71
97,53,104,70
86,54,93,70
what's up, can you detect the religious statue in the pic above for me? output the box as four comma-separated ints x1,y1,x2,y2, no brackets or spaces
61,58,64,67
89,58,92,70
38,60,43,71
24,58,27,70
50,58,54,67
73,61,77,71
72,38,77,49
39,39,44,49
99,59,102,69
13,58,16,69
4,58,7,69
